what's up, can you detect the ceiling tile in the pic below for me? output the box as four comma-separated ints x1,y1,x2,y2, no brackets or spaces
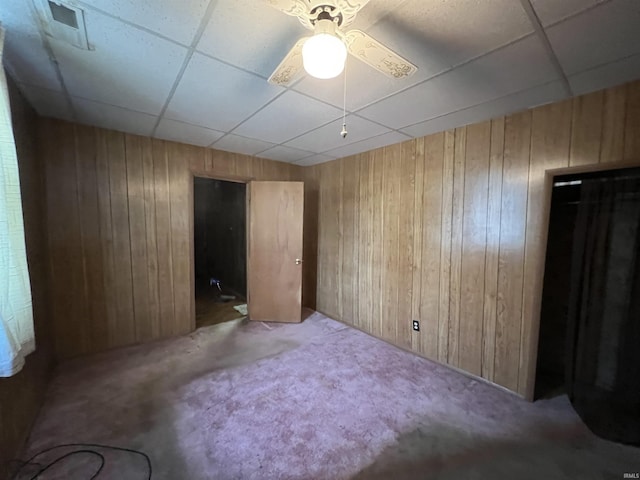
212,134,276,156
73,97,157,137
0,0,62,91
293,154,337,166
258,145,313,163
155,118,224,147
79,0,209,45
347,0,408,30
50,10,187,115
285,114,390,153
165,52,283,131
198,0,304,78
293,56,421,112
324,131,411,159
401,81,568,138
568,53,640,96
18,84,74,120
233,90,343,144
546,0,640,76
530,0,602,26
5,0,638,156
364,0,533,77
358,34,559,129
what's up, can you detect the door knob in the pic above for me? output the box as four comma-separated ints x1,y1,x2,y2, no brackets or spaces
295,258,303,265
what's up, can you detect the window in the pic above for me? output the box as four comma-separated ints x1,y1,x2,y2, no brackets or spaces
0,27,35,377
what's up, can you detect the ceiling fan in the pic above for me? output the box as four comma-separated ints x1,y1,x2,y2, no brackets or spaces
266,0,418,86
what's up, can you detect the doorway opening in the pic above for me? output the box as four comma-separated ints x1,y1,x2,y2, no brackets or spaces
535,166,640,401
194,177,247,329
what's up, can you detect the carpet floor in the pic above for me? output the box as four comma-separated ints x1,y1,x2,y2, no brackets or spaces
17,313,640,479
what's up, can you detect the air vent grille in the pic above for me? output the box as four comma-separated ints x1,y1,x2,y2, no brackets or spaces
48,1,78,29
36,0,89,50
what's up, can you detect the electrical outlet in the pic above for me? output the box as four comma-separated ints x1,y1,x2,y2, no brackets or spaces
412,320,420,332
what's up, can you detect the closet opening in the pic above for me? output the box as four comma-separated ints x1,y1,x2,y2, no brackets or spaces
535,165,640,445
193,176,247,329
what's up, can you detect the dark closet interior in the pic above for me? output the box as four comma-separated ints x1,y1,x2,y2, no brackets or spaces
536,166,640,446
535,181,580,399
194,177,247,328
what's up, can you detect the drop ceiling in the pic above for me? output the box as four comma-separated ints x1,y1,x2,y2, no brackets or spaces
1,0,639,166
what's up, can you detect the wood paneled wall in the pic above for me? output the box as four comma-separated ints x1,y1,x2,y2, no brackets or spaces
306,79,640,398
40,118,301,359
0,78,53,480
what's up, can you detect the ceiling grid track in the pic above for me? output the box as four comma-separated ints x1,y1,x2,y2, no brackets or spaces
518,0,573,97
150,0,221,137
75,0,188,49
27,0,77,120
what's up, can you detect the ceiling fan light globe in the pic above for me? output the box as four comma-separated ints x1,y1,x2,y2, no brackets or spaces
302,33,347,80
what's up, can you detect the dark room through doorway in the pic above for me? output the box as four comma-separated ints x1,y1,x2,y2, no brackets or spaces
194,177,247,328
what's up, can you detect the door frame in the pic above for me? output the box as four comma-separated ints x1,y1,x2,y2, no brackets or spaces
189,170,253,332
526,159,640,400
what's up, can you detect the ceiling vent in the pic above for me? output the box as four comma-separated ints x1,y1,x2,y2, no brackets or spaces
36,0,90,50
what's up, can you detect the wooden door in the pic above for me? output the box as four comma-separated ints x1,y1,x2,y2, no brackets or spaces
247,181,304,322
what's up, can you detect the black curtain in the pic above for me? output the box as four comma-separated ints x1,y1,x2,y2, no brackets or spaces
565,176,640,445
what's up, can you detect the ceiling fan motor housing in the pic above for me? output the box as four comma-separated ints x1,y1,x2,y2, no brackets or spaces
309,5,343,27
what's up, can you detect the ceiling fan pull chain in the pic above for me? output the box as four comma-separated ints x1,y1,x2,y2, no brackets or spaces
341,57,348,139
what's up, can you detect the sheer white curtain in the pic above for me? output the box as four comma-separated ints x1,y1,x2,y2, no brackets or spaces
0,26,35,377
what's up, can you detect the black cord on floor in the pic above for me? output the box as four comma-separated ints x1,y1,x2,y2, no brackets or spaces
27,450,104,480
10,443,152,480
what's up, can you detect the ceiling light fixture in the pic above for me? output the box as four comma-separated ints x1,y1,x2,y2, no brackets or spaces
302,19,347,80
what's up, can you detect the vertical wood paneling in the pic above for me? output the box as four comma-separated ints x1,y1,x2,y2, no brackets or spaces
482,118,505,381
438,131,455,363
448,128,466,366
371,149,385,338
125,134,151,342
600,85,627,163
410,138,425,354
357,154,373,334
152,139,176,339
46,120,85,356
142,137,160,339
107,130,136,346
494,111,531,392
381,144,401,344
397,140,416,350
519,100,572,396
317,160,342,318
95,128,118,349
341,156,360,326
420,133,444,359
569,91,604,166
42,120,297,358
168,144,192,336
75,125,108,352
459,121,491,375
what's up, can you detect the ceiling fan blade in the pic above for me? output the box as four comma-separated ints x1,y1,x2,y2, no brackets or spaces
268,37,310,86
343,30,418,80
335,0,371,27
